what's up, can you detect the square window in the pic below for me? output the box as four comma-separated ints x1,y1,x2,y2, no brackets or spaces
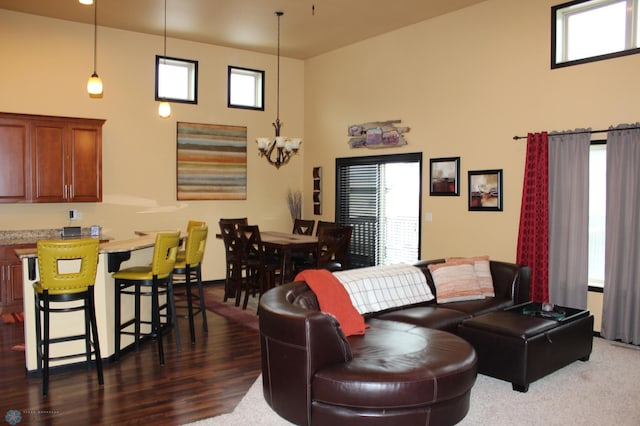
552,0,640,68
155,55,198,103
228,66,264,110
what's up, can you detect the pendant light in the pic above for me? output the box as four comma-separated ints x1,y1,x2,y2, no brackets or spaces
255,11,302,169
87,0,103,97
158,0,171,118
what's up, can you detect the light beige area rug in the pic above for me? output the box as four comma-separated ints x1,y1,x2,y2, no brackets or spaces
185,337,640,426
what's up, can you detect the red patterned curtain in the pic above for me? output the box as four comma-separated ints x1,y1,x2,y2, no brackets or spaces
516,132,549,303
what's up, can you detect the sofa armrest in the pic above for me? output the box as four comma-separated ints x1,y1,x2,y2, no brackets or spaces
259,282,353,426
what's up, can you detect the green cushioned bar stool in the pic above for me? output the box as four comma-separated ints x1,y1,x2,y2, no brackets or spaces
33,238,103,396
113,231,180,365
171,224,208,350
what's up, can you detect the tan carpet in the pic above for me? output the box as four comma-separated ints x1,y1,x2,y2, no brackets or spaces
184,337,640,425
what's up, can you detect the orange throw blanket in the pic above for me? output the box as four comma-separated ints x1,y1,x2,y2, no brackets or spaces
295,269,367,336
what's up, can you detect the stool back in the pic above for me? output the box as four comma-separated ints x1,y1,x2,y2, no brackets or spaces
151,232,181,279
36,239,100,295
184,225,208,266
186,220,206,232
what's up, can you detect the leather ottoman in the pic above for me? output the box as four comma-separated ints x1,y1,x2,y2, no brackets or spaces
457,302,593,392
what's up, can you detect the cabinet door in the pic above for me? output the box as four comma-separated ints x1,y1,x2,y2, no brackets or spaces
68,125,102,202
0,245,26,314
0,118,31,202
5,262,24,312
31,121,66,202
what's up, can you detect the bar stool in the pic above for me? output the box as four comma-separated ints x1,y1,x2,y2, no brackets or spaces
113,231,180,365
176,220,205,262
170,225,208,350
33,238,103,396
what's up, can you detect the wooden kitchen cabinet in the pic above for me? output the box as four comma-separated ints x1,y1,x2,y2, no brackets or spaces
0,117,31,203
0,112,105,203
0,245,30,314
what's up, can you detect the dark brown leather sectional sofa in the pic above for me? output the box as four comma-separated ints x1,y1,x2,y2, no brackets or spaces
259,259,531,426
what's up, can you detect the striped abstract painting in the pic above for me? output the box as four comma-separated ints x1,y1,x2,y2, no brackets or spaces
177,122,247,200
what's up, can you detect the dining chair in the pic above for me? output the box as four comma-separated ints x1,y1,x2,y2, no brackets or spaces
292,218,315,235
237,224,279,310
170,224,208,350
218,218,248,305
316,225,353,272
315,220,338,236
33,238,102,396
113,231,181,365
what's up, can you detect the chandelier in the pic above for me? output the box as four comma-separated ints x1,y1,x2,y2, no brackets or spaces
256,11,302,169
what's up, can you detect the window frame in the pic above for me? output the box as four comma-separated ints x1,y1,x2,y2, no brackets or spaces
155,55,198,104
551,0,640,69
227,66,265,111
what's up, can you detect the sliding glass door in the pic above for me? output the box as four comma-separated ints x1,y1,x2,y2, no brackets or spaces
336,153,422,268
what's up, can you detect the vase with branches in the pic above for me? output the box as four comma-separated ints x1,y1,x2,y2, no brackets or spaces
287,189,302,224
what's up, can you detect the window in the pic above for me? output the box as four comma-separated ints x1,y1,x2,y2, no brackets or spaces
155,55,198,103
552,0,640,68
336,153,422,268
588,142,606,289
228,66,264,110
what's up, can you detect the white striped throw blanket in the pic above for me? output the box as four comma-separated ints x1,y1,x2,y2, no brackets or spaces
333,264,434,315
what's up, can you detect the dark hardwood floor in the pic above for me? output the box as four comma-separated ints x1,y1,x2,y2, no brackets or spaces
0,304,262,425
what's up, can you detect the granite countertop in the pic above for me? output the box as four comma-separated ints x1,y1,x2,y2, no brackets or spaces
0,228,96,246
13,230,183,258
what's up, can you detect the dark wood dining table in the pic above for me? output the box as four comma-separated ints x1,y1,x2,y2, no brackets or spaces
260,231,318,285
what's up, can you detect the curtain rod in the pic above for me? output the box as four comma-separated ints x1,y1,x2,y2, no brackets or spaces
513,125,640,140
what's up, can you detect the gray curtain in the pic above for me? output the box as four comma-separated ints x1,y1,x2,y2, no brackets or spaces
602,123,640,345
548,130,591,309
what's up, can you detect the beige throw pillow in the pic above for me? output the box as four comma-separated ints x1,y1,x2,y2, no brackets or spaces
446,256,495,297
427,261,484,303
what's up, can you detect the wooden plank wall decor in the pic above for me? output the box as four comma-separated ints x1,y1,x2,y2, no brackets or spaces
347,120,410,149
177,122,247,200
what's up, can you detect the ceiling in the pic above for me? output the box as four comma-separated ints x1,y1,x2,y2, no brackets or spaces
0,0,487,59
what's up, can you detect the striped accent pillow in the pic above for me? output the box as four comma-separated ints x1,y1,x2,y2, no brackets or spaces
446,256,495,297
427,262,484,303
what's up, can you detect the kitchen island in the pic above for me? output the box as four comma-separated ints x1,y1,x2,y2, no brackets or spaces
15,232,179,372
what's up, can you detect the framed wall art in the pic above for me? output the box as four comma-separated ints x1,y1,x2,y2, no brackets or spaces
468,169,503,211
176,122,247,200
430,157,460,196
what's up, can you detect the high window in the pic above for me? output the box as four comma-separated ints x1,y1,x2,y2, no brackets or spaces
552,0,640,68
155,55,198,103
336,153,422,268
228,66,264,110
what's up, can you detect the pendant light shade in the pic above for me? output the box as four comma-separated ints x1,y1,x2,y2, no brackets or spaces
87,73,103,95
87,0,103,97
158,101,171,118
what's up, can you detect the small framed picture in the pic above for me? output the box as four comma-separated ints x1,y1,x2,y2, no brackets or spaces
468,169,503,211
430,157,460,196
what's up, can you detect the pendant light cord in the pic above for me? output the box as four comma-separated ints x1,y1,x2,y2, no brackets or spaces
276,11,282,124
163,0,167,56
93,0,98,74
